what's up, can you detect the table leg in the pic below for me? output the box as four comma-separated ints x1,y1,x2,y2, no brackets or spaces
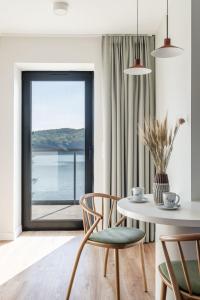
155,224,200,300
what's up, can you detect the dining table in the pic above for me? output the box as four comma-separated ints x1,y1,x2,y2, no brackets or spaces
117,194,200,300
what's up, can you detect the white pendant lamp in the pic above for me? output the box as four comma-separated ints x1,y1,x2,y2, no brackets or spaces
124,0,151,76
151,0,184,58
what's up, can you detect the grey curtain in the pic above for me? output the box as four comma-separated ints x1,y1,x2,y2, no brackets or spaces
102,35,155,242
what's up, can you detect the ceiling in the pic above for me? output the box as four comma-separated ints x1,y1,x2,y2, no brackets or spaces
0,0,166,36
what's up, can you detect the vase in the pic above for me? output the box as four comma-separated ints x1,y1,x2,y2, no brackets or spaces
153,173,170,205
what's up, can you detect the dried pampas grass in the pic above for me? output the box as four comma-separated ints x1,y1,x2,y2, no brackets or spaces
139,116,185,174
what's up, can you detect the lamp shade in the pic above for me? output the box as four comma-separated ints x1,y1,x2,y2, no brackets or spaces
124,59,152,76
151,38,184,58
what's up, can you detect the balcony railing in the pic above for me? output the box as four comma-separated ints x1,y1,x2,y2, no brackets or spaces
32,149,84,205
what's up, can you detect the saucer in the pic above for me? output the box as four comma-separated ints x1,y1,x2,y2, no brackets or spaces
157,204,181,210
127,196,148,203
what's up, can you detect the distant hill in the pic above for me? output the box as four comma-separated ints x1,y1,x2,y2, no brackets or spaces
32,128,85,152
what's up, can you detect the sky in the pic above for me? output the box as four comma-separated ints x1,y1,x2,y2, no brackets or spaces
32,81,85,131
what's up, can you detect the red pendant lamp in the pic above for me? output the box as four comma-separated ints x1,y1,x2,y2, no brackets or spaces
124,0,152,76
151,0,184,58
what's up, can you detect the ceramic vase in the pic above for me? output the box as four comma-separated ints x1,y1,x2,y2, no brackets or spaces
153,173,170,205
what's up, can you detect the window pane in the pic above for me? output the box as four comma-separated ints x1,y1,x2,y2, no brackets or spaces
31,81,85,220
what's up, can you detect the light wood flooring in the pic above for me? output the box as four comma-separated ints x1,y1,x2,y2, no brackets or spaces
0,231,155,300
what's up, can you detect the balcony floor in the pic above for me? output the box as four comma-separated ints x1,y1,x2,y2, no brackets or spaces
32,204,82,220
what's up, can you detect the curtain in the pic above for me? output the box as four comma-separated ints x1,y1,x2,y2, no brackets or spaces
102,35,155,242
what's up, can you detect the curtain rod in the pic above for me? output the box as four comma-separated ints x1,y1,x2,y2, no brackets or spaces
103,34,155,37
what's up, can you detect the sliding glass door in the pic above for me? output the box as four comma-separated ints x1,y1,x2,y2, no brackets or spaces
22,71,93,230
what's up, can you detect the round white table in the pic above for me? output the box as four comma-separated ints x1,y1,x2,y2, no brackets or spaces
117,194,200,300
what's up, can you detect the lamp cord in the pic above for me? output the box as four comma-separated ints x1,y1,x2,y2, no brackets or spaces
136,0,140,59
166,0,169,38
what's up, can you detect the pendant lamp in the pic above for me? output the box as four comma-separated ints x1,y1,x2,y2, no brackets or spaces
151,0,183,58
124,0,151,76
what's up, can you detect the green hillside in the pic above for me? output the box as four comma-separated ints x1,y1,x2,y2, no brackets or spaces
32,128,85,151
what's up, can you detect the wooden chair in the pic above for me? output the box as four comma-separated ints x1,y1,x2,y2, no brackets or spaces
66,193,148,300
159,233,200,300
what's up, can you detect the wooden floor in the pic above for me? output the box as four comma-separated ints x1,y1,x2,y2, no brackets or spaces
0,232,155,300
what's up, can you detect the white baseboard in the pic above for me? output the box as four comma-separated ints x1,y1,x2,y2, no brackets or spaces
14,225,22,238
0,225,22,241
0,232,15,240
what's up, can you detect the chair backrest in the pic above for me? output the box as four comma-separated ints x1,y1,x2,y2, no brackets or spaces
80,193,121,234
160,233,200,299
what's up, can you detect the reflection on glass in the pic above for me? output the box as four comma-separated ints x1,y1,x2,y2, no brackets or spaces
31,81,85,220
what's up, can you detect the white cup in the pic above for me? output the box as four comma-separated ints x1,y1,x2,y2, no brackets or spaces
163,192,180,208
131,187,144,201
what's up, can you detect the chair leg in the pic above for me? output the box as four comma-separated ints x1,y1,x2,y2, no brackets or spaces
160,280,167,300
66,241,86,300
139,243,148,292
104,248,109,277
114,249,120,300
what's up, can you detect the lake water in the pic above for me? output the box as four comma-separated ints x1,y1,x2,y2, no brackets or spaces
32,152,85,202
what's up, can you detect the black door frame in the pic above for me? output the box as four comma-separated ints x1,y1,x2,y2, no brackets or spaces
22,71,94,230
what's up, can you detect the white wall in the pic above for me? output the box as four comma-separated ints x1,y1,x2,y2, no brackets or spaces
0,36,103,240
156,0,191,202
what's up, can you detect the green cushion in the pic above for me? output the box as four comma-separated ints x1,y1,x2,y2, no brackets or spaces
89,227,145,245
159,260,200,295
